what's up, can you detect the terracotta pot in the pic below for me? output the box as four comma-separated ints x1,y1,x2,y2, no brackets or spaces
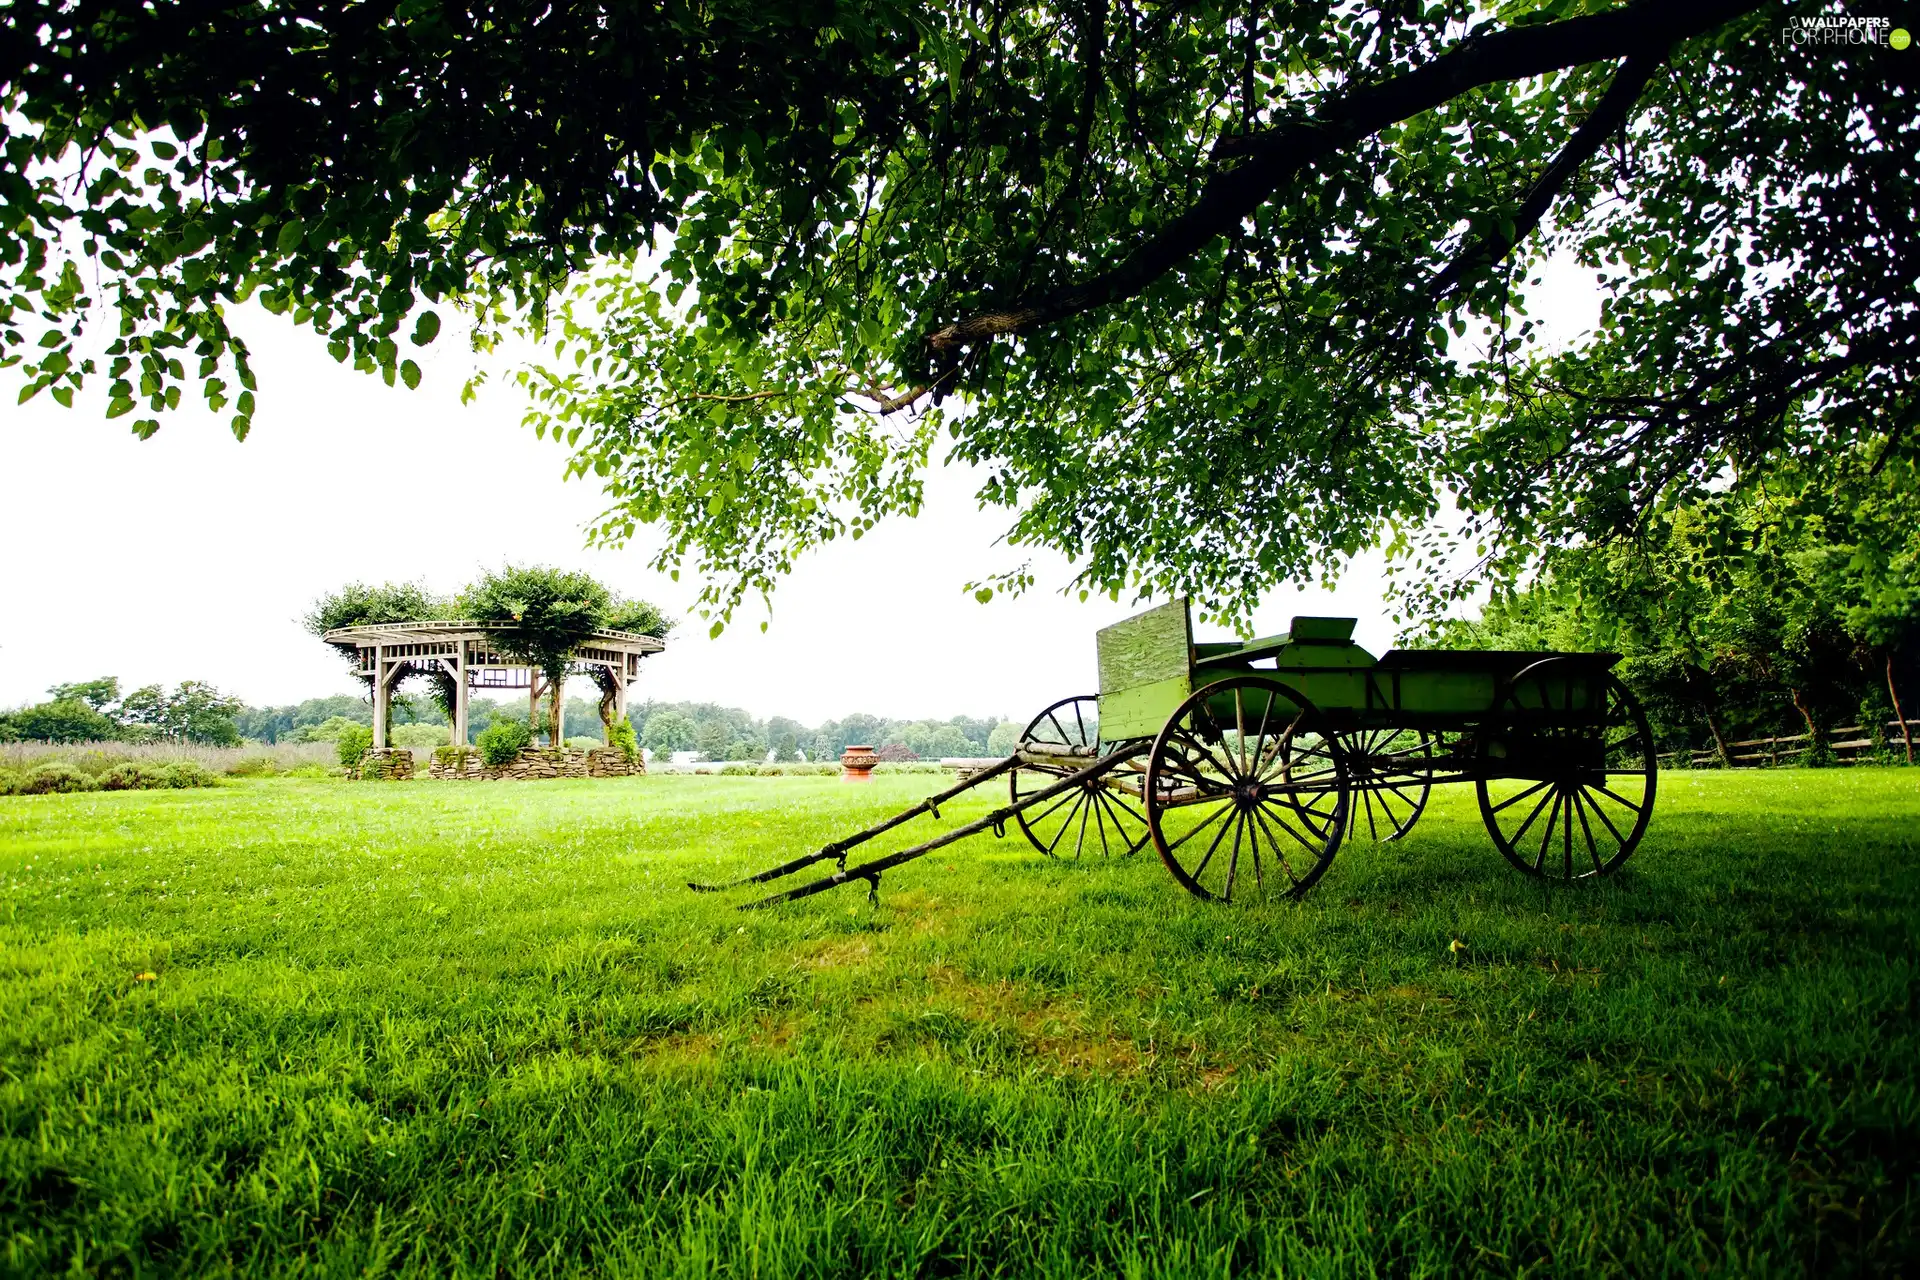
840,744,879,781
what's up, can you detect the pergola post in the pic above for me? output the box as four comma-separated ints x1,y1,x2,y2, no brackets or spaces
614,665,628,729
454,641,469,745
372,644,389,748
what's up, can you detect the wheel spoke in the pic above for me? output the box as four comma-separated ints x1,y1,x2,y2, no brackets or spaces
1101,787,1148,826
1044,711,1073,747
1165,799,1232,854
1234,687,1249,778
1096,789,1149,855
1255,712,1309,781
1563,786,1574,880
1256,798,1328,857
1073,701,1089,749
1571,787,1604,875
1508,784,1557,846
1535,786,1562,873
1588,781,1647,814
1223,809,1245,902
1372,783,1404,828
1361,787,1380,841
1044,792,1090,856
1580,784,1630,848
1023,788,1081,832
1249,804,1302,884
1489,778,1551,815
1190,805,1237,884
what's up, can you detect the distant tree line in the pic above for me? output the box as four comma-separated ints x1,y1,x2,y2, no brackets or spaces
1434,455,1917,764
0,678,246,746
4,674,1021,763
627,702,1016,764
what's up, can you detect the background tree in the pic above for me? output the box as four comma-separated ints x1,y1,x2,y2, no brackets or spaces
641,710,697,757
118,680,245,745
3,697,120,744
1441,453,1920,763
458,566,611,746
47,678,121,713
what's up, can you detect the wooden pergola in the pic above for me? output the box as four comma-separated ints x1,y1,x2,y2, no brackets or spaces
321,621,666,747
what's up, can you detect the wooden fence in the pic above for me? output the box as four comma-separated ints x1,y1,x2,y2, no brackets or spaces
1657,720,1919,769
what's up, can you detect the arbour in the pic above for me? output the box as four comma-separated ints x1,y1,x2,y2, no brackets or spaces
320,619,664,752
305,571,670,752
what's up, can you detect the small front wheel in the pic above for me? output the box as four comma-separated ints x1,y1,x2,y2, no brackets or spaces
1144,676,1351,902
1010,695,1150,859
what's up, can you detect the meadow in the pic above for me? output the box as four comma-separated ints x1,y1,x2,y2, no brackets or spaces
0,769,1913,1277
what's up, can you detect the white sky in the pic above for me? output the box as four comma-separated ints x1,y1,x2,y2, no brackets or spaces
0,261,1598,726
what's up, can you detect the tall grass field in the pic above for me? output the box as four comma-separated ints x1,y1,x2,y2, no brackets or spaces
0,770,1913,1276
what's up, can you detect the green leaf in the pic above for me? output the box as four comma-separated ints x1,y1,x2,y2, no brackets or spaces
410,311,442,346
400,359,422,390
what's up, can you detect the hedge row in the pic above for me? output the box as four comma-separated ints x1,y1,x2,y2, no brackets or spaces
0,760,222,796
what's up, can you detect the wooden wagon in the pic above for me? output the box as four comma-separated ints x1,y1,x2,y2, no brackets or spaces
697,600,1656,908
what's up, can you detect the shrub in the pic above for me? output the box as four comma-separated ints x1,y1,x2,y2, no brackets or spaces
158,761,218,789
226,754,280,777
718,762,757,776
99,763,157,790
477,717,531,767
0,767,19,795
335,724,373,769
18,763,97,794
609,718,640,764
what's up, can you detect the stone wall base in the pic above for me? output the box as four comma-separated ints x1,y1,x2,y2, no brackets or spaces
428,746,644,781
354,747,415,780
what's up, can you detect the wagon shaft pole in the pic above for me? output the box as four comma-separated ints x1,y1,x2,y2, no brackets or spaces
738,747,1146,910
686,754,1022,893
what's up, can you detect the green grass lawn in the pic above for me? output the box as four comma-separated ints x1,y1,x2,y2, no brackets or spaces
0,769,1914,1277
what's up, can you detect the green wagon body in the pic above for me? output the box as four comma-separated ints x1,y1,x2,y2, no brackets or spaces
1096,599,1616,744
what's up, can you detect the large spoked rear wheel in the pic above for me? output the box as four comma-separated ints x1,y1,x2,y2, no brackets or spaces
1011,695,1150,859
1341,728,1434,842
1144,676,1351,902
1477,659,1656,881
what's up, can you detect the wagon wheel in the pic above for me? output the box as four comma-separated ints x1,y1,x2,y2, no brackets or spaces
1010,696,1150,859
1339,728,1434,842
1144,676,1352,902
1477,658,1657,881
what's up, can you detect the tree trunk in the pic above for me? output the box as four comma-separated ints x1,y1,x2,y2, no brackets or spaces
1787,687,1826,762
529,677,543,746
1703,708,1735,769
1890,652,1914,765
1686,664,1734,768
549,680,564,748
598,688,618,744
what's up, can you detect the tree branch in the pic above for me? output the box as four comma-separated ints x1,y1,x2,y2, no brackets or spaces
1427,50,1667,301
925,0,1761,358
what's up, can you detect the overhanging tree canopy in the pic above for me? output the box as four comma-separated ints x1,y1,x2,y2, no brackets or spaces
9,0,1911,627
